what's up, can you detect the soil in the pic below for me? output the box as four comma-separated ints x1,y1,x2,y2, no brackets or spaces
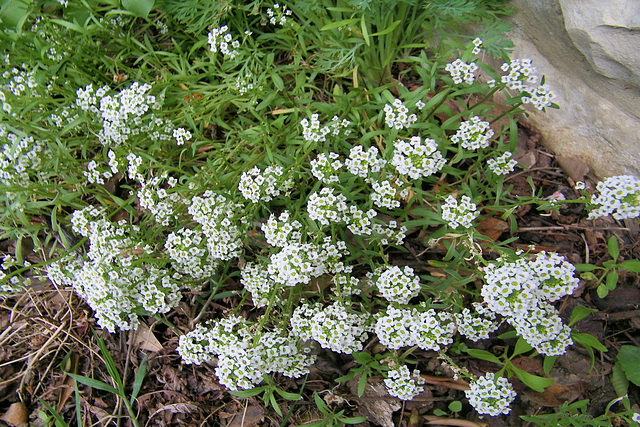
1,121,639,427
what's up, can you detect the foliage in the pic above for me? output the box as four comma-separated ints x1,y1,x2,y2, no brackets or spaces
0,0,637,424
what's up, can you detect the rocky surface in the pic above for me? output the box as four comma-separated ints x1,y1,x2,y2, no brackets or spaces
493,0,640,178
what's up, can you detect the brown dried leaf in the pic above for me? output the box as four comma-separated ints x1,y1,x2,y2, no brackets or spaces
556,156,589,183
132,320,163,352
0,402,28,426
348,377,400,427
476,217,509,241
225,403,265,427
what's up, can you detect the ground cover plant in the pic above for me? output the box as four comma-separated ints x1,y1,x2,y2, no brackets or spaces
0,0,639,425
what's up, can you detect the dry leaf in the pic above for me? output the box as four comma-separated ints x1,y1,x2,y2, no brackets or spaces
475,217,509,241
348,377,400,427
132,320,163,352
0,402,28,426
556,156,589,183
226,404,265,427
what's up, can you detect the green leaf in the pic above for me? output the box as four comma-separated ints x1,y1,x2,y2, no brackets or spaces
511,337,533,358
569,306,597,326
360,14,369,45
448,400,462,413
607,236,620,260
352,351,372,364
605,271,619,291
339,416,368,424
580,272,598,281
65,372,119,394
596,283,609,298
313,391,330,413
466,349,503,365
572,332,607,352
229,387,265,398
269,392,283,416
357,372,368,397
617,345,640,386
611,361,629,397
575,263,599,272
121,0,154,17
320,18,360,31
618,259,640,273
130,355,148,404
93,332,123,392
497,330,518,340
511,366,554,392
370,20,402,37
543,355,558,375
274,387,302,401
0,0,30,32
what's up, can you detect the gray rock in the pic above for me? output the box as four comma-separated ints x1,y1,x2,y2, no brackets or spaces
485,0,640,178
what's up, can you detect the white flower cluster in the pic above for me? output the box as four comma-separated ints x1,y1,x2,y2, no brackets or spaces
471,37,483,55
310,152,343,184
238,164,294,203
208,25,240,59
49,208,182,332
487,151,518,176
266,3,292,26
188,191,247,260
372,221,408,245
138,173,185,226
345,145,386,178
261,210,302,247
172,127,192,145
235,75,255,94
451,116,494,150
291,301,370,354
522,84,556,111
465,372,517,416
165,228,218,281
177,316,315,391
384,99,417,129
307,187,349,225
508,301,573,357
454,302,499,342
2,65,37,97
267,238,349,287
374,306,455,351
384,365,426,400
481,252,579,355
391,136,446,179
0,255,30,294
441,195,479,229
370,179,401,209
301,114,350,142
0,129,47,187
241,262,277,307
445,59,478,85
496,58,538,90
73,82,172,147
489,59,556,110
373,265,421,304
587,175,640,220
345,205,377,235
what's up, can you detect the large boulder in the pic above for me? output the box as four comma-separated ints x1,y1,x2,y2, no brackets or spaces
492,0,640,178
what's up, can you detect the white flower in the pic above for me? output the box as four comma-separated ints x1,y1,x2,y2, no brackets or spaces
238,165,293,203
384,365,426,400
374,265,421,304
445,59,478,85
384,99,417,129
441,195,479,229
587,175,640,220
487,151,518,175
465,373,517,416
391,136,445,179
451,116,494,150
